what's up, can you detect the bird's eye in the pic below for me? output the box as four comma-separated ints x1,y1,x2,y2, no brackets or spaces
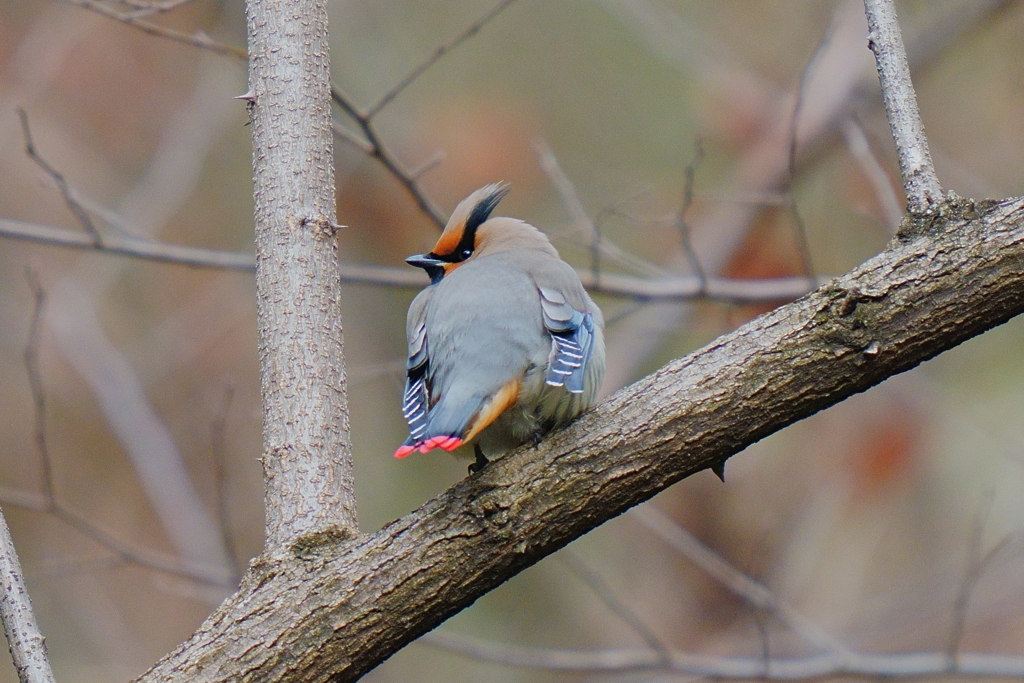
460,248,473,260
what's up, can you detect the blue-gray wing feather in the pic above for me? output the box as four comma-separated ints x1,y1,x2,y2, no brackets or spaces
402,297,432,445
540,287,596,394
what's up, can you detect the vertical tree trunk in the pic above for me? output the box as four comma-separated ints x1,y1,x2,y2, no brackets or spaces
246,0,357,544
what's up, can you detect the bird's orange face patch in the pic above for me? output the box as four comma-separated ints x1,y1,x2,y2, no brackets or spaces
426,221,480,277
431,227,464,258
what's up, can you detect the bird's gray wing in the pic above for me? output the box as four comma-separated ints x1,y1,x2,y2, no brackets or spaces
402,288,432,445
538,286,597,394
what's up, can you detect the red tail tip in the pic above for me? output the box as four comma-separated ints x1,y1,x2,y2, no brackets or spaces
439,437,463,451
393,444,417,459
397,436,464,458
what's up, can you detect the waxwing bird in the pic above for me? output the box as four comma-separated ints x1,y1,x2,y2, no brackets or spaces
395,183,605,472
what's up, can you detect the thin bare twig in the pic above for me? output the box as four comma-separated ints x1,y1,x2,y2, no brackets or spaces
0,217,824,302
863,0,944,214
1,217,254,270
15,277,235,589
0,506,56,683
948,494,1014,665
786,35,823,279
22,272,53,499
629,506,853,659
332,120,374,155
841,118,904,231
589,188,660,286
326,0,518,231
67,0,247,60
602,300,651,327
590,205,615,285
334,0,514,229
365,0,518,119
677,137,708,289
332,84,449,229
117,0,199,19
211,386,242,583
699,191,791,206
408,150,446,181
534,139,668,278
752,601,773,679
28,553,128,578
18,108,101,239
48,504,233,587
560,552,669,663
425,631,1024,679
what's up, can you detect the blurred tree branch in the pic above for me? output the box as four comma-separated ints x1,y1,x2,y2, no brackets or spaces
425,630,1024,679
68,0,247,60
600,0,1012,392
8,272,237,588
0,215,825,303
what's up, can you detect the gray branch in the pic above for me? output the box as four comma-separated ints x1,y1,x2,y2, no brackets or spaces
864,0,944,214
134,196,1024,682
0,217,827,303
246,0,357,543
0,506,56,683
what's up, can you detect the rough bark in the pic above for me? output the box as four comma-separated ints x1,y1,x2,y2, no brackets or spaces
247,0,357,543
134,196,1024,682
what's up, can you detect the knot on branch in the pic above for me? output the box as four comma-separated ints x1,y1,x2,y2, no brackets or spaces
290,526,360,561
819,284,889,361
298,215,344,239
896,194,998,241
465,483,514,535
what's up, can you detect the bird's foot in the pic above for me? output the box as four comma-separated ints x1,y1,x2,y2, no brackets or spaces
468,444,490,474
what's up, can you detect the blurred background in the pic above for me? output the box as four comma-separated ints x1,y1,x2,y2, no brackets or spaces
0,0,1023,681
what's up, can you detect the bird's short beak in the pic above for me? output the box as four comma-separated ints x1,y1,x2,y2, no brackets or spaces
406,253,446,269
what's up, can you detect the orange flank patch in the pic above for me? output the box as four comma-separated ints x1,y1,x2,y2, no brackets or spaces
464,379,521,443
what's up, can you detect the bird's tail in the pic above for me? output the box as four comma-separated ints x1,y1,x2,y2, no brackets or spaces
393,379,520,458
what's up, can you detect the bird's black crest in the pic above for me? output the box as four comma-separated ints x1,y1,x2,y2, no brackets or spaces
449,183,510,263
465,183,510,235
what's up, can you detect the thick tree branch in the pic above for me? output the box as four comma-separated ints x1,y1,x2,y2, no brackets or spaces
246,0,357,543
136,196,1024,682
864,0,944,214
